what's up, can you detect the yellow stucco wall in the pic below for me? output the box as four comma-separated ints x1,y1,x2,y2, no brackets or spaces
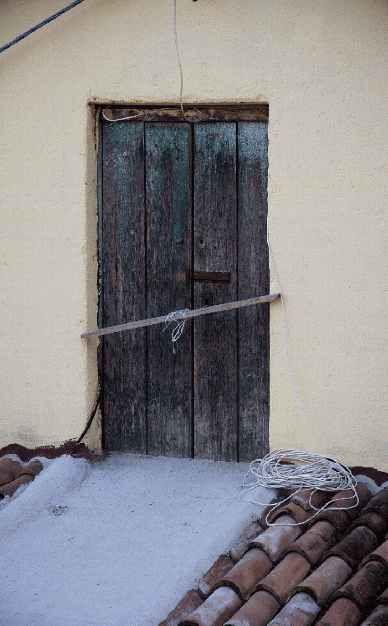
0,0,387,468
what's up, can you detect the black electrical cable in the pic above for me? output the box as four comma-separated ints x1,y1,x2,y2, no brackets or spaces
70,388,101,455
0,0,88,55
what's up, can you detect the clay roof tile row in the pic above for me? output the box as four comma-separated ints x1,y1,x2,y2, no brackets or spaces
0,456,43,498
161,480,388,626
250,514,302,562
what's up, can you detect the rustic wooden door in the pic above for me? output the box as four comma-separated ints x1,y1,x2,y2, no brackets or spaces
99,107,269,461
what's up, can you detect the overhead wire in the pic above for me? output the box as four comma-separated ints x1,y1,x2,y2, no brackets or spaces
0,0,88,55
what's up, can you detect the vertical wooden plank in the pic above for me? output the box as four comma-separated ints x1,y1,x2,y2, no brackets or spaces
101,121,147,452
146,123,192,457
238,122,269,461
193,123,238,461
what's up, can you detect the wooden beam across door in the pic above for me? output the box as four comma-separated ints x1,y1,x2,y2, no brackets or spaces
81,293,280,339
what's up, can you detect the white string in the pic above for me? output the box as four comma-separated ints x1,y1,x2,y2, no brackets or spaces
266,216,332,457
163,309,190,353
242,450,358,526
101,110,142,123
173,0,187,119
103,1,188,124
241,217,358,524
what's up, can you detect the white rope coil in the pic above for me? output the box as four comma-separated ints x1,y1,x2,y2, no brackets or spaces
244,450,356,492
242,449,358,526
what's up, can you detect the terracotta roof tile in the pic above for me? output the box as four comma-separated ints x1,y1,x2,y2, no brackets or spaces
333,561,388,610
216,548,272,600
224,590,280,626
376,587,388,604
229,521,264,562
0,457,22,486
179,587,241,626
307,483,372,532
331,483,373,518
163,476,388,626
267,592,320,626
360,487,388,520
359,603,388,625
286,531,328,566
262,490,327,528
296,556,352,606
361,538,388,570
306,507,351,532
260,492,293,528
267,501,316,526
349,511,388,537
326,525,379,570
160,591,203,626
314,598,363,626
304,520,338,545
0,455,43,498
286,521,337,565
249,515,302,562
291,489,332,512
197,555,235,598
257,552,311,605
16,458,43,477
0,473,35,497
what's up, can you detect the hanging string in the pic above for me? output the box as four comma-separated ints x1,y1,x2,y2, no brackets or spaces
241,216,359,524
101,110,142,123
267,215,333,457
173,0,187,119
163,309,190,353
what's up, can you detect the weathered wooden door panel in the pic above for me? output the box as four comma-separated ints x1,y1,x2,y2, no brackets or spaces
101,122,147,452
193,123,238,461
100,113,269,461
237,122,269,461
146,123,192,457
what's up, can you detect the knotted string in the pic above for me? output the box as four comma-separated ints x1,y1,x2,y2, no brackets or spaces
163,309,190,352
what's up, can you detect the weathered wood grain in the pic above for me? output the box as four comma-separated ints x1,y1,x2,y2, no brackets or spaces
237,122,270,461
99,113,270,462
193,122,238,461
101,121,147,452
145,123,192,457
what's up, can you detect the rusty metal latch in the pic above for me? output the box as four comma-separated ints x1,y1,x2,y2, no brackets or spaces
186,271,231,285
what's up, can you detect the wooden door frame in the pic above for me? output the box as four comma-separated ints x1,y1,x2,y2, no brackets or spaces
96,104,270,459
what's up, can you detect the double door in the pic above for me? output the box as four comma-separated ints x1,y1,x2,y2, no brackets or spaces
99,109,269,461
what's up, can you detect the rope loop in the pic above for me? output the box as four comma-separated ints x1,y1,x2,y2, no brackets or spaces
163,309,190,351
242,449,358,526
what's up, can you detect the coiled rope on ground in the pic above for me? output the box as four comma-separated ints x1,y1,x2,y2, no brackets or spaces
242,449,358,526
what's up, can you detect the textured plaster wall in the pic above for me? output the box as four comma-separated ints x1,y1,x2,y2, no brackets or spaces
0,0,387,468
